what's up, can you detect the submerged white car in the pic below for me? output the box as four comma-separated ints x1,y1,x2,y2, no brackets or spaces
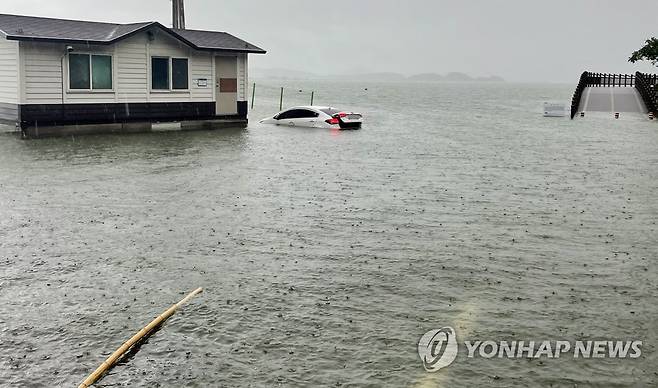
260,106,362,129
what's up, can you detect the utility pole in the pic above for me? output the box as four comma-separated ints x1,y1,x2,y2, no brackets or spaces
172,0,186,30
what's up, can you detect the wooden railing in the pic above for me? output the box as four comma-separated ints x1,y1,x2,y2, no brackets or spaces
635,72,658,115
585,73,635,87
570,71,639,119
570,72,589,119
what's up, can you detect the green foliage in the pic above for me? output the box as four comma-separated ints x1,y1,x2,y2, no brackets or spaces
629,37,658,66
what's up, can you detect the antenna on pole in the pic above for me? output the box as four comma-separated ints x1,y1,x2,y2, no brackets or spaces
172,0,185,29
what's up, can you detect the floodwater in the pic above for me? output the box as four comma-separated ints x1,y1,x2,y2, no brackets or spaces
0,81,657,387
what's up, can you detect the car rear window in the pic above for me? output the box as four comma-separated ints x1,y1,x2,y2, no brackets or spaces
320,108,341,116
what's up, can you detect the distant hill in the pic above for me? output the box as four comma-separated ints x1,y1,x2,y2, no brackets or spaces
476,75,505,82
409,72,504,82
252,68,504,82
408,73,445,82
251,68,320,80
443,72,473,82
334,72,407,82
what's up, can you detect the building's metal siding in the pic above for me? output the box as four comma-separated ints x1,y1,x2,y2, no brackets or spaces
18,28,244,107
0,37,19,123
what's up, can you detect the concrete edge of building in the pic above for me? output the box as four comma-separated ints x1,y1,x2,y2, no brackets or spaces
0,123,19,133
21,119,248,139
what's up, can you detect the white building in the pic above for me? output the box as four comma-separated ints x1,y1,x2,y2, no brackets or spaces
0,13,265,137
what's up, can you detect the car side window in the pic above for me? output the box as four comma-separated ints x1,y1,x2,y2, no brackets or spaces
276,110,293,120
277,109,318,119
297,110,319,118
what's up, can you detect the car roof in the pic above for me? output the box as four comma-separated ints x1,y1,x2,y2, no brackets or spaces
286,106,333,111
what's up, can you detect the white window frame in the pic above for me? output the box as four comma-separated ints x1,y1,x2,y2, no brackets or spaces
150,56,190,92
67,53,114,93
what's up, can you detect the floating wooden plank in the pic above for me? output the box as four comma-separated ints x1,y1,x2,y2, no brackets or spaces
78,287,203,388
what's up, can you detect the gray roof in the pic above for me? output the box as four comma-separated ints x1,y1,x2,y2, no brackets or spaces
173,28,263,52
0,13,266,54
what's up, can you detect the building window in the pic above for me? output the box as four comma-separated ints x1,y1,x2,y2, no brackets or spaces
151,57,189,91
92,55,113,89
69,54,90,89
151,57,170,90
69,54,112,90
172,58,189,90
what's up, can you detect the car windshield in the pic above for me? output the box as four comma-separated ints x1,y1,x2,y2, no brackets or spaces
319,108,341,116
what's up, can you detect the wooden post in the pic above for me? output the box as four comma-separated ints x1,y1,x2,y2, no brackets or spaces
250,83,256,109
279,87,284,111
310,91,314,106
78,288,203,388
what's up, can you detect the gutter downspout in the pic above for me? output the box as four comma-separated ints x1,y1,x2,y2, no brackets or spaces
60,54,65,106
60,46,74,127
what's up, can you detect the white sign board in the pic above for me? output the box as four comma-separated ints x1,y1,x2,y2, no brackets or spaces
543,102,566,117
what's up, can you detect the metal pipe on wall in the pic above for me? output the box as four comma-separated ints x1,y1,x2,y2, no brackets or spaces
172,0,186,29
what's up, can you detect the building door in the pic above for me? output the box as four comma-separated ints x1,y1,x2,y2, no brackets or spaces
215,56,238,115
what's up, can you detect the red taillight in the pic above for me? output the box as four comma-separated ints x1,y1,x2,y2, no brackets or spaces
325,117,339,125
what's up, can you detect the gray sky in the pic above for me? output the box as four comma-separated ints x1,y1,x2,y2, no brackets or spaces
2,0,657,82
